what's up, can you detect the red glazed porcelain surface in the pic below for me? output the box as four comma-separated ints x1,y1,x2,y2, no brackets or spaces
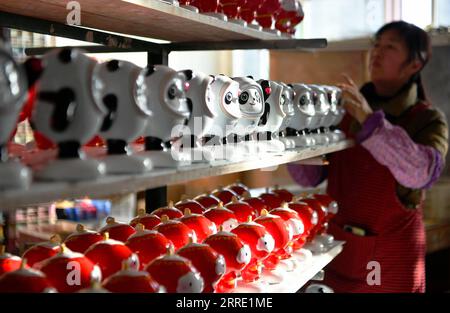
0,262,54,293
204,230,251,291
204,203,239,232
0,246,22,276
152,201,184,220
177,242,225,293
126,224,173,269
194,193,221,209
175,197,207,215
40,245,99,293
145,251,204,293
103,263,162,293
85,235,134,280
231,218,275,282
99,217,136,243
259,191,284,210
130,209,162,230
154,215,197,250
64,224,104,254
22,235,62,268
179,209,217,243
225,196,258,223
212,187,239,205
243,197,269,216
226,181,250,198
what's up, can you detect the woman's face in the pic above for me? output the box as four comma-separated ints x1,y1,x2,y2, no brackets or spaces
369,29,421,87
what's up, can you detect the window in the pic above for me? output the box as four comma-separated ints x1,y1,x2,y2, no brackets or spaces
401,0,433,29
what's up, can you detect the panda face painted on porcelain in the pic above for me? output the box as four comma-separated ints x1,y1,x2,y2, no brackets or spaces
32,48,107,144
233,77,264,135
209,75,241,135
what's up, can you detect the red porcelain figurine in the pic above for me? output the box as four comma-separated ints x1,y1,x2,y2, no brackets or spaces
259,189,284,210
226,181,251,198
126,223,173,269
194,192,221,209
269,204,305,254
204,202,239,232
40,244,100,293
99,216,136,243
254,209,292,270
212,186,239,205
243,196,269,216
0,260,55,293
179,208,217,243
145,247,204,293
177,239,226,293
231,217,275,282
0,245,22,276
152,201,184,220
154,215,197,250
175,195,206,214
64,224,104,254
85,232,134,280
129,208,161,230
271,185,294,203
225,196,258,223
297,195,327,238
103,260,163,293
22,235,62,268
287,199,318,245
204,227,251,292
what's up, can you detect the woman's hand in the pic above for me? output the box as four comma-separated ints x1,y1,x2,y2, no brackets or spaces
337,74,373,124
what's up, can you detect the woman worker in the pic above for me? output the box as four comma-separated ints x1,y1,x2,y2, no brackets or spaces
288,21,448,292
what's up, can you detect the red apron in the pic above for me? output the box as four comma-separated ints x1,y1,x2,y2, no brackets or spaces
324,107,427,293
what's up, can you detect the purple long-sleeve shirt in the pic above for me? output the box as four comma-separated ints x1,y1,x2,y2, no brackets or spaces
287,110,444,189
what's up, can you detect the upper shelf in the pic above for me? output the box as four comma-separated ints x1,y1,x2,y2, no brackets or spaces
0,0,291,42
0,140,354,209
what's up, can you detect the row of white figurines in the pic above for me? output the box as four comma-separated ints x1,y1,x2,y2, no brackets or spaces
0,46,345,189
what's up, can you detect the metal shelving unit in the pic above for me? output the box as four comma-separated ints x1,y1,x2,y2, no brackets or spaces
0,0,333,211
0,1,346,292
0,140,354,209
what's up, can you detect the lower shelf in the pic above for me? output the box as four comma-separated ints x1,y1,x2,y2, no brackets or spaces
233,241,344,293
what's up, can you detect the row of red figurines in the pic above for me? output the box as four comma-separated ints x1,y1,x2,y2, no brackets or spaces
174,0,304,34
0,183,338,293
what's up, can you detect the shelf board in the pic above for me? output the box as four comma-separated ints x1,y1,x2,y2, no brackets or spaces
0,140,354,210
234,241,345,293
0,0,288,42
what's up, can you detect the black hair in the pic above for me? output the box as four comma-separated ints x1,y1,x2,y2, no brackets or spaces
375,21,432,101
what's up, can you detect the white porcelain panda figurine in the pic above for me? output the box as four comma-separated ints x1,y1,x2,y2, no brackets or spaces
324,85,345,142
230,76,264,157
288,83,317,147
0,34,32,190
202,74,242,162
255,80,288,153
32,48,107,181
92,59,153,174
140,65,192,168
172,69,216,163
277,82,297,149
308,84,331,146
